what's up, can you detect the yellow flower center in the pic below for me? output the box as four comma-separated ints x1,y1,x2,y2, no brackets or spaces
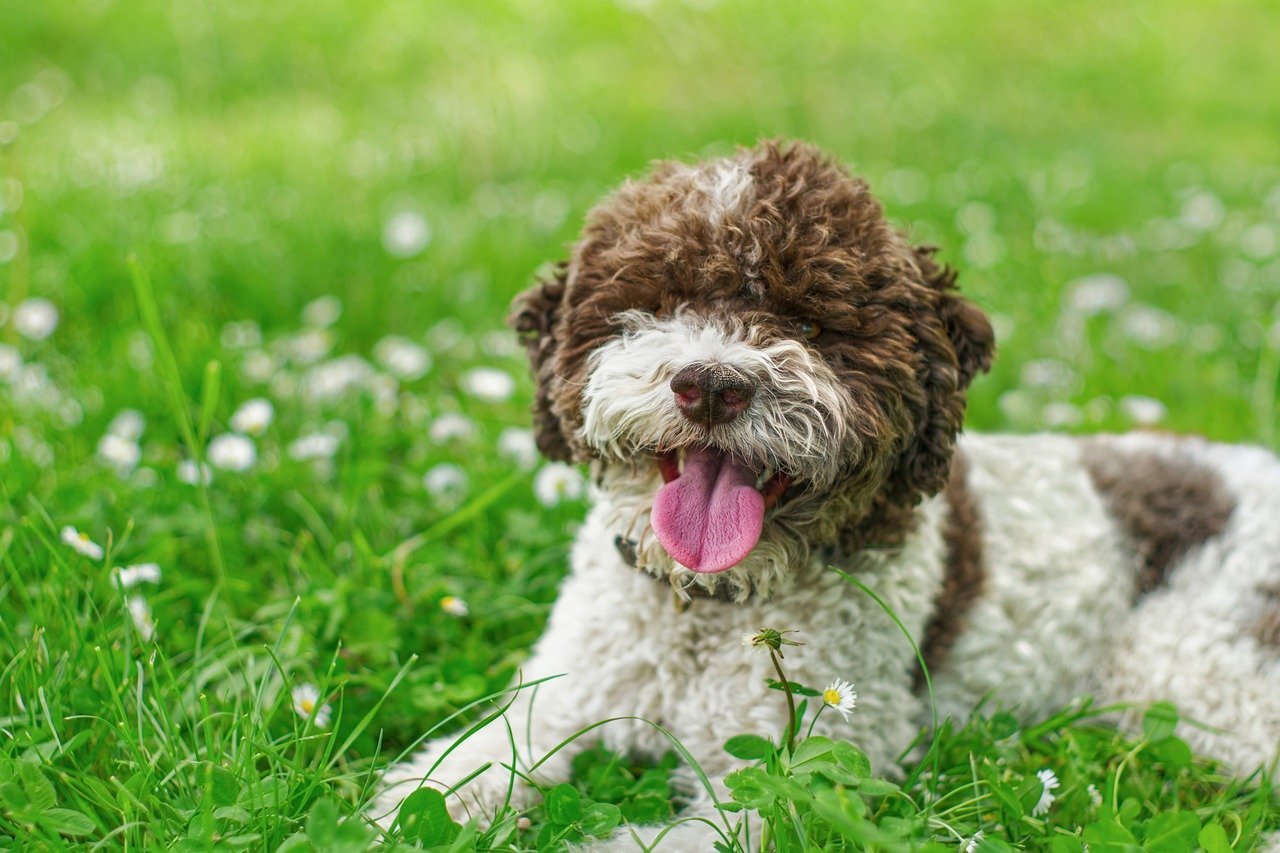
823,689,841,706
300,699,314,713
79,533,90,542
441,596,456,608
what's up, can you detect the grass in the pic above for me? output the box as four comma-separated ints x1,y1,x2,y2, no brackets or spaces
2,0,1279,848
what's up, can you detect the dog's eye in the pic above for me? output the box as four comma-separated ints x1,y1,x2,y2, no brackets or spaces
798,321,822,341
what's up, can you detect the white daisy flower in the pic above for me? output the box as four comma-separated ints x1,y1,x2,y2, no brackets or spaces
423,463,467,502
302,295,342,327
177,459,212,485
440,595,469,617
821,678,857,721
302,355,373,402
497,427,539,470
281,328,333,365
1032,768,1060,816
460,367,515,403
0,343,21,381
240,350,277,383
429,412,475,443
107,409,146,441
1065,274,1129,315
382,210,432,258
291,683,332,728
229,398,274,435
97,433,141,474
373,336,431,381
1087,783,1102,808
963,829,985,853
114,563,162,589
207,433,256,472
126,594,155,641
533,462,585,507
220,320,263,350
288,432,341,461
12,297,59,340
1118,395,1167,425
61,526,104,560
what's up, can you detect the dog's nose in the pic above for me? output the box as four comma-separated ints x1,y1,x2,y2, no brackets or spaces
670,363,755,427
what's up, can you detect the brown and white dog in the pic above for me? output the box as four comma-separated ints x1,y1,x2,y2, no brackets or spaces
377,141,1280,849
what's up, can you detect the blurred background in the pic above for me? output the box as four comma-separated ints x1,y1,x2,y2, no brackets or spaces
1,0,1279,838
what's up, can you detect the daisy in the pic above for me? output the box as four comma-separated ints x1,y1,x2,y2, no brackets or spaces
113,563,162,589
97,433,141,474
126,595,155,641
229,398,274,435
440,595,469,617
382,210,432,258
1032,768,1060,816
207,433,256,472
291,683,332,728
302,295,342,327
533,462,585,507
0,343,21,381
1087,783,1102,808
822,678,857,720
429,412,475,443
302,355,373,402
1118,395,1167,426
497,427,539,470
240,350,277,383
460,367,515,403
423,464,467,503
288,432,340,461
12,297,59,340
963,830,985,853
177,459,212,485
373,336,431,381
107,409,146,441
61,526,104,560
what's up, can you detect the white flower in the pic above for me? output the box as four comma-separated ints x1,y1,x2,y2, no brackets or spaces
281,328,333,365
533,462,585,507
1180,190,1225,231
440,595,469,617
302,295,342,327
1032,768,1060,816
821,678,857,721
97,434,141,473
291,683,332,727
12,297,59,340
107,409,146,441
373,336,431,381
240,350,277,383
288,432,341,461
429,412,475,443
740,631,761,651
1119,395,1167,425
220,320,262,350
302,355,373,402
0,343,21,380
229,398,274,435
114,563,162,589
963,830,985,853
126,595,155,641
61,526,104,560
1118,305,1180,349
497,427,539,470
1065,274,1129,315
177,459,212,485
424,463,467,502
382,210,432,258
1087,783,1102,808
207,433,256,472
460,367,515,403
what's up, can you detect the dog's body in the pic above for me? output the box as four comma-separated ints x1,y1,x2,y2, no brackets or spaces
376,142,1280,848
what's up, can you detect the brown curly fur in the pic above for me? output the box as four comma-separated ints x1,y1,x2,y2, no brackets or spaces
509,140,994,558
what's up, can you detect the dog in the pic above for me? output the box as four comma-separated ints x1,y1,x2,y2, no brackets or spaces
375,140,1280,848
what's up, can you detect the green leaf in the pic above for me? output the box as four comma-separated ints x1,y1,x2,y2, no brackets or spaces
724,734,773,760
1142,702,1179,742
1197,823,1231,853
394,789,460,846
1049,838,1086,853
274,833,312,853
1144,736,1192,770
40,808,96,837
210,765,239,808
790,736,835,767
197,359,222,446
988,778,1024,820
832,742,871,779
765,679,822,697
1082,818,1142,852
580,802,621,836
305,798,340,845
1142,811,1199,853
723,768,775,810
544,783,582,825
18,761,55,812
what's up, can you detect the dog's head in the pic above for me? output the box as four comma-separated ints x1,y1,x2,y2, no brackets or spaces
511,140,993,597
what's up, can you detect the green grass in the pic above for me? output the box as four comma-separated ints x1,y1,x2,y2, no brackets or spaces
2,0,1279,848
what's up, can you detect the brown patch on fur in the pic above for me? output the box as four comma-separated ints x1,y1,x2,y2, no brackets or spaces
508,140,994,552
1250,582,1280,648
1081,441,1235,597
915,453,985,685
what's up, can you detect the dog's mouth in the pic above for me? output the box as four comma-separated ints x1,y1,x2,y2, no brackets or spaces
650,447,792,574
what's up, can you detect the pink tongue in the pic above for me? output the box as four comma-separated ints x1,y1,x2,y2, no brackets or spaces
651,448,765,573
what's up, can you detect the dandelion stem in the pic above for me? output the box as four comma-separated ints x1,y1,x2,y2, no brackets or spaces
769,648,797,752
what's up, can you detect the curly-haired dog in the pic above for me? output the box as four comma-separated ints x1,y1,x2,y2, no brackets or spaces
376,141,1280,848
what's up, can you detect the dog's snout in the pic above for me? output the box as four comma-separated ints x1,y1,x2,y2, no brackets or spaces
670,363,755,427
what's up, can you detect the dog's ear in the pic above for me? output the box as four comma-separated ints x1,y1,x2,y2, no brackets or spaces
894,247,995,498
509,262,573,461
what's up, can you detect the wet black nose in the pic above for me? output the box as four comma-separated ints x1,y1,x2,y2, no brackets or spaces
670,363,755,427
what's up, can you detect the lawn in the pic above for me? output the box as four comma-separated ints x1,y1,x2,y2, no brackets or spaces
1,0,1279,848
